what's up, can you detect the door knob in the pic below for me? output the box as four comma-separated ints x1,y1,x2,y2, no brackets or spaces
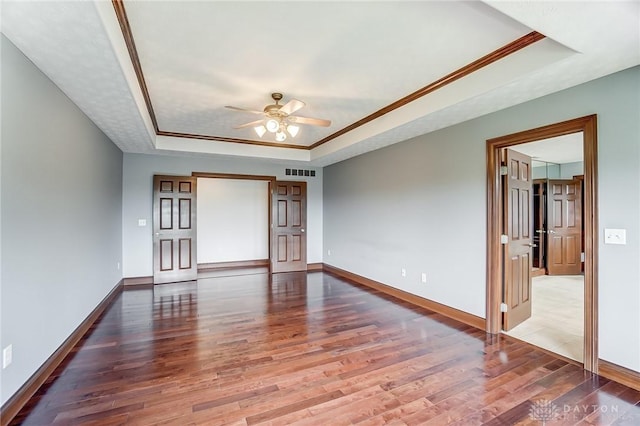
536,229,546,234
525,243,538,247
548,230,556,234
301,229,305,233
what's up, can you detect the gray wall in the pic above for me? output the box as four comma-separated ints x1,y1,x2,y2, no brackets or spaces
324,66,640,372
560,161,584,179
532,163,561,179
0,36,123,405
122,154,323,278
532,161,583,180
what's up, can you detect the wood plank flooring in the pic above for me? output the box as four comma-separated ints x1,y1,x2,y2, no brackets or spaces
10,271,640,425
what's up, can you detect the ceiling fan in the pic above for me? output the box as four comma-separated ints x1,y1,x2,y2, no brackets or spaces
225,93,331,142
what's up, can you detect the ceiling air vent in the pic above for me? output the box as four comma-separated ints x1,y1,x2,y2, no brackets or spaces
285,168,316,177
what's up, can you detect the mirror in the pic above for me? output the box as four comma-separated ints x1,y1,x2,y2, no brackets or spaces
532,160,561,179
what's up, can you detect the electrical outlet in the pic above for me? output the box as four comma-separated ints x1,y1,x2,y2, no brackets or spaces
3,344,12,369
327,249,331,256
117,262,121,270
421,273,427,283
401,268,406,277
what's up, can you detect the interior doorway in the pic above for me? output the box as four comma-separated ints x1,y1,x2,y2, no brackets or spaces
196,177,271,268
153,173,310,284
191,172,275,272
486,115,598,372
191,173,309,275
500,136,585,362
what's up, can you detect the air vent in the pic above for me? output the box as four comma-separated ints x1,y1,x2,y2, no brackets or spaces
285,168,316,177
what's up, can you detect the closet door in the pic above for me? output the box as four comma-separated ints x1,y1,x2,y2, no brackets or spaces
546,179,582,275
271,181,307,273
153,175,197,284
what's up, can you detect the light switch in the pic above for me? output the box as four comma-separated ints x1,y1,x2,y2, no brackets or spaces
138,219,147,227
604,228,626,245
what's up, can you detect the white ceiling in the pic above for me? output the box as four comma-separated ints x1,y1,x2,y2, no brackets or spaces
2,1,639,167
514,133,584,164
125,1,531,146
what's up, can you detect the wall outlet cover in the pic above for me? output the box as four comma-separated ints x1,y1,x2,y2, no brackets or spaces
3,344,12,369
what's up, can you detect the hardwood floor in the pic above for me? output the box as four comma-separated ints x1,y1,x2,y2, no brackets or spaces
10,272,640,425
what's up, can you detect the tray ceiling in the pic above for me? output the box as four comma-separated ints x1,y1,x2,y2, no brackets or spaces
2,1,639,166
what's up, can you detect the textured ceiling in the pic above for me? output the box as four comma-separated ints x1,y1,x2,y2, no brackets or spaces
1,1,639,166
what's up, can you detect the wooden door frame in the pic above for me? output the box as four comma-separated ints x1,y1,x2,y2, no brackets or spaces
486,115,598,372
192,172,277,271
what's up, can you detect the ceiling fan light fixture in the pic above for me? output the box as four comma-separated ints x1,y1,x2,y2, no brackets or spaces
253,125,266,138
265,118,279,133
286,124,299,138
227,92,329,142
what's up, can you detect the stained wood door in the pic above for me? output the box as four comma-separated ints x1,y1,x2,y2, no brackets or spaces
546,179,583,275
153,175,197,284
272,181,307,273
503,149,533,331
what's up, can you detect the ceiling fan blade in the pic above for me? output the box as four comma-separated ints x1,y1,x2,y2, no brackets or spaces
225,105,264,114
279,99,305,115
289,115,331,127
233,119,265,129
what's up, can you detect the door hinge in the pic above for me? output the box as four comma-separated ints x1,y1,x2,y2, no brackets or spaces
581,252,585,262
500,165,508,176
500,234,509,244
500,303,508,312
